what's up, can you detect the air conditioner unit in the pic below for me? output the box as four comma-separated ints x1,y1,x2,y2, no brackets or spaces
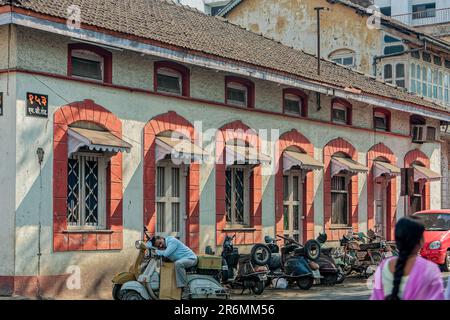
412,125,427,143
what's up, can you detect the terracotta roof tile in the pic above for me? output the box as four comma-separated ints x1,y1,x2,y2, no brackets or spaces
2,0,449,113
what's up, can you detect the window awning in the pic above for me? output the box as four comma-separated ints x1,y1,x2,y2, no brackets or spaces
413,164,441,182
68,127,132,156
283,150,323,173
225,144,271,166
156,136,209,163
331,157,368,177
373,161,401,178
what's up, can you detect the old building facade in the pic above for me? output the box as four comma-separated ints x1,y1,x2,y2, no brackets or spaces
221,0,450,206
0,0,448,298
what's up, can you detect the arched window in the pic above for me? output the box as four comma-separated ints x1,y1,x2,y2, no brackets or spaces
283,88,308,117
154,61,190,97
329,49,356,67
373,108,391,132
225,76,255,108
331,98,352,125
68,43,112,83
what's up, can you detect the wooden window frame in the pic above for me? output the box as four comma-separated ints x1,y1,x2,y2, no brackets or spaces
225,76,255,108
154,61,190,97
282,88,308,117
373,108,391,132
330,174,350,227
68,43,112,84
331,98,352,125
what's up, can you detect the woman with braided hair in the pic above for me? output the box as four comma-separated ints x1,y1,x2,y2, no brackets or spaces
371,216,445,300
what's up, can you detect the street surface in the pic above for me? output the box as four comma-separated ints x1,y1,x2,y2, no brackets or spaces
0,273,448,300
232,273,450,300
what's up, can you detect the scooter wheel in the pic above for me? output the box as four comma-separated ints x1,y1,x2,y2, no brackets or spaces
321,273,338,286
304,240,321,261
251,281,265,295
297,277,314,290
251,244,272,266
120,290,145,300
112,284,122,300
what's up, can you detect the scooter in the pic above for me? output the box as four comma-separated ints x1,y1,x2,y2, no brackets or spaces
337,231,383,278
111,226,152,300
219,234,271,295
315,233,345,285
264,235,322,290
116,230,229,300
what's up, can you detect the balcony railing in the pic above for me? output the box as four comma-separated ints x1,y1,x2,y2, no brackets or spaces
391,7,450,27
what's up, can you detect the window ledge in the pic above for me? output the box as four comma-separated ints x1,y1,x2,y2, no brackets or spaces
329,226,353,230
222,227,256,232
63,229,114,234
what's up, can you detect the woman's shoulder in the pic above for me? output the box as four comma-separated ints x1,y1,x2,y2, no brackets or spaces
414,256,442,275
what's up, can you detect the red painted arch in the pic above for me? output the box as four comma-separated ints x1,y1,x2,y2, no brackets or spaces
215,120,262,245
367,143,397,240
53,99,123,252
323,138,359,240
275,129,315,242
143,111,200,252
404,149,431,212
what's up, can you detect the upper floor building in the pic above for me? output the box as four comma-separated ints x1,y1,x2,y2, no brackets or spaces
221,0,450,109
178,0,232,14
374,0,450,40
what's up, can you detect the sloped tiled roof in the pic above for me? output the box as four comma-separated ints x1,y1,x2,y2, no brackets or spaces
1,0,449,113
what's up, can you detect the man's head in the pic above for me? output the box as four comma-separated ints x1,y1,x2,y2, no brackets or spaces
153,236,166,249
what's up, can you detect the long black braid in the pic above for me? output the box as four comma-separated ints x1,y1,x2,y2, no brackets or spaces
385,216,424,300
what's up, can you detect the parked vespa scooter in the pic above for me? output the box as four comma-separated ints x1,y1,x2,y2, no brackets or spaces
116,231,229,300
316,233,344,285
264,235,322,290
220,234,271,295
111,227,152,300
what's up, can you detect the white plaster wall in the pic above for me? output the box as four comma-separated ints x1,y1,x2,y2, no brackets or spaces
0,25,17,284
0,73,17,279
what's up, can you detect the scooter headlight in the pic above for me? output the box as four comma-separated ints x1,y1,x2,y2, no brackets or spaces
429,241,441,250
135,240,144,249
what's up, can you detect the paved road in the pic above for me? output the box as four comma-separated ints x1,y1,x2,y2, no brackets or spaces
0,273,448,300
231,273,450,300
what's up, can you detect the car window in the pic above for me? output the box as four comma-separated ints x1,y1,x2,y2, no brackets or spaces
415,214,450,231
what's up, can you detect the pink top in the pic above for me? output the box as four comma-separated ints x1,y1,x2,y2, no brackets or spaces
370,256,445,300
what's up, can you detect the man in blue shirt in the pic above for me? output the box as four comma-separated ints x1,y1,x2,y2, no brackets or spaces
149,236,197,288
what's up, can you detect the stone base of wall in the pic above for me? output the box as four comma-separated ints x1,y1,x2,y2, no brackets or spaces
0,274,113,300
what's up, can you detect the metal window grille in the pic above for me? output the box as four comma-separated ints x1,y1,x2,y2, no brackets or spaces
67,154,103,227
225,167,246,225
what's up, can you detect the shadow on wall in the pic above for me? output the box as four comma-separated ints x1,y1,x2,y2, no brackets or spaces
12,131,144,299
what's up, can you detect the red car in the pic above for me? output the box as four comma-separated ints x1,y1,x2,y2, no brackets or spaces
414,210,450,271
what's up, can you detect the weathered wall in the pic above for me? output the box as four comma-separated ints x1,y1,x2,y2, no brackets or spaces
225,0,382,75
8,26,443,298
442,138,450,209
0,25,17,295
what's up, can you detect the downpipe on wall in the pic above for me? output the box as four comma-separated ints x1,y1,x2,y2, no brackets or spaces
36,147,44,299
